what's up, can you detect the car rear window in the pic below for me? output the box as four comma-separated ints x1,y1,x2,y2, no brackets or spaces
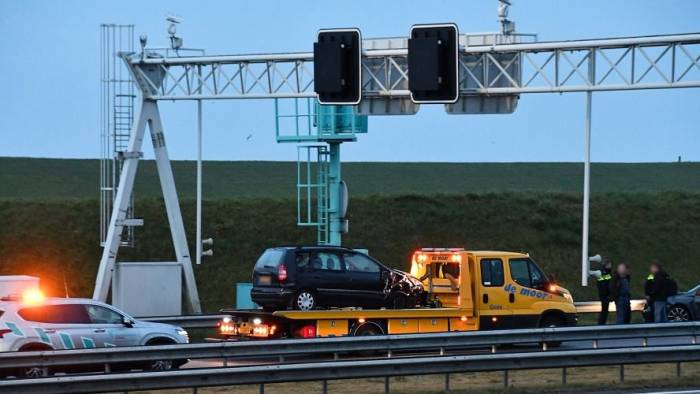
254,249,286,270
18,304,91,324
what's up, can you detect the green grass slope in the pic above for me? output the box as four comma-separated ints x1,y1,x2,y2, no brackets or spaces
1,157,699,201
1,193,698,312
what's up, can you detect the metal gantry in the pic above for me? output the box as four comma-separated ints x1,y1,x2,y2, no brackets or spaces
128,33,700,101
95,31,700,310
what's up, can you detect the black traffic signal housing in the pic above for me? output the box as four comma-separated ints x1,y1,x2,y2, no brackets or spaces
408,23,459,103
314,28,362,105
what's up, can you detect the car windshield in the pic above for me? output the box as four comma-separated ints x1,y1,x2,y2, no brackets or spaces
254,249,285,269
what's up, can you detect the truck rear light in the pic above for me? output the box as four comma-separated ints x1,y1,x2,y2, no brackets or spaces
0,329,12,339
278,264,288,282
299,324,316,338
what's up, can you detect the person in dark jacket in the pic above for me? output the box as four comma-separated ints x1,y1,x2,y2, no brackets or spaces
611,263,632,324
589,259,613,324
647,262,669,323
643,271,656,322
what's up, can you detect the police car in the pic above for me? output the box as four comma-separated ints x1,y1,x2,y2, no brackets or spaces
0,291,189,377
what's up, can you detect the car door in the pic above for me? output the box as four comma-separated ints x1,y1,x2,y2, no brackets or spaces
307,250,348,306
476,258,513,329
507,257,550,328
32,304,96,349
693,286,700,319
85,303,140,347
343,252,385,307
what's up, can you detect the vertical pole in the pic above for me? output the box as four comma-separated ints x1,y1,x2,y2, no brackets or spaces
581,48,595,287
619,364,625,383
444,373,451,392
328,142,342,246
581,91,592,286
196,99,203,265
384,376,390,394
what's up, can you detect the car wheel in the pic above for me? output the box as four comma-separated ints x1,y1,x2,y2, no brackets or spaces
295,290,316,311
16,344,53,378
539,315,565,348
667,305,691,322
145,339,177,371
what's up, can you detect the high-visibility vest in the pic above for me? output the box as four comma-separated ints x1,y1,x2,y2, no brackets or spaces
646,274,654,281
598,273,612,281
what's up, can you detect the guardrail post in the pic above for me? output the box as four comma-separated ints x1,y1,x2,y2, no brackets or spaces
440,347,445,356
387,349,392,358
503,370,509,387
259,383,265,394
104,363,111,373
322,379,328,394
491,345,496,354
334,352,339,360
677,362,682,377
384,376,390,394
692,336,697,345
619,364,625,383
444,373,451,392
642,337,648,347
562,367,567,384
192,387,198,394
593,339,598,349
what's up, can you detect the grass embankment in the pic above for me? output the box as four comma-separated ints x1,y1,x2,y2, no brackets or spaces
132,362,700,393
1,192,698,312
1,157,699,201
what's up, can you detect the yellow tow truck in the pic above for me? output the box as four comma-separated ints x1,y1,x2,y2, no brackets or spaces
219,248,576,339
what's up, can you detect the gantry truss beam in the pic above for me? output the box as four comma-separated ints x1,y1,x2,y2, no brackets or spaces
126,33,700,101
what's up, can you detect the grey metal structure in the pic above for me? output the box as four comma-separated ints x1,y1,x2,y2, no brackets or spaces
2,322,698,372
3,344,700,393
95,29,700,310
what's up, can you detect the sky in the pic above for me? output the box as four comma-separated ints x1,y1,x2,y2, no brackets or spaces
0,0,698,163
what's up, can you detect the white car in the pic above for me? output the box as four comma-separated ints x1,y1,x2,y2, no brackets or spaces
1,295,189,377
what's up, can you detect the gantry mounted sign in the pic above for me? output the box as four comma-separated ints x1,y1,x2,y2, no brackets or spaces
407,23,460,104
313,28,362,105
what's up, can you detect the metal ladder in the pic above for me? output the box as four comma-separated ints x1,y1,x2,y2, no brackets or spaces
100,24,139,247
296,145,330,245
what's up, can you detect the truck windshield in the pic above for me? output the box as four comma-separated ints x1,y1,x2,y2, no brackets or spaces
254,249,285,269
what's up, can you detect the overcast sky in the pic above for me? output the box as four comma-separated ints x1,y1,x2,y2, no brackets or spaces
1,0,698,162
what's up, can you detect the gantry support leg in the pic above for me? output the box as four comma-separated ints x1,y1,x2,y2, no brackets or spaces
94,100,202,314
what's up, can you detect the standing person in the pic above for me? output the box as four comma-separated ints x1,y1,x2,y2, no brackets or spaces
589,258,613,325
643,269,656,323
647,262,670,323
611,263,632,324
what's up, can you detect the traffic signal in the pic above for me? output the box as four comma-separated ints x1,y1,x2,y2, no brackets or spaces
407,23,459,103
314,28,362,105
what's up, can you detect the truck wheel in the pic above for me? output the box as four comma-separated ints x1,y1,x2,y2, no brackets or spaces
353,322,385,336
295,290,316,311
539,315,565,348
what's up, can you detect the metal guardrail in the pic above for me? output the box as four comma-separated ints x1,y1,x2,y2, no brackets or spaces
140,314,227,329
1,322,697,370
3,344,700,394
140,300,647,328
574,299,645,313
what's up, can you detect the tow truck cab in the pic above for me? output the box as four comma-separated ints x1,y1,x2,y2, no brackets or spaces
411,249,576,330
219,249,576,339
